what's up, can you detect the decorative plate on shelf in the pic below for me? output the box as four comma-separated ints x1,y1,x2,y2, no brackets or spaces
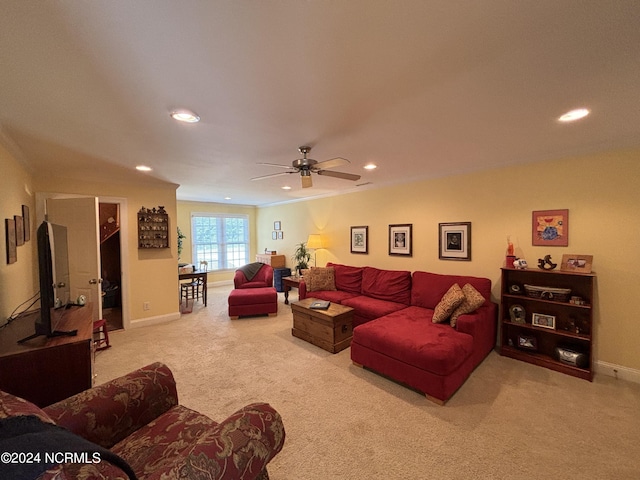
509,304,526,324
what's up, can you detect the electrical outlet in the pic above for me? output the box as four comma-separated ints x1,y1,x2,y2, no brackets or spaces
143,301,151,311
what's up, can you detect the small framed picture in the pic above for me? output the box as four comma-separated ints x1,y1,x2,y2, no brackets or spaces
439,222,471,261
350,226,368,254
14,215,24,246
389,224,412,256
272,231,277,240
517,335,538,351
532,313,556,330
274,221,281,231
561,254,593,273
22,205,30,242
277,231,283,240
532,209,568,246
5,218,17,264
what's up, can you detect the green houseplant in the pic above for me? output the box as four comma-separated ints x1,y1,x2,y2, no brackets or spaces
177,227,186,260
291,242,311,275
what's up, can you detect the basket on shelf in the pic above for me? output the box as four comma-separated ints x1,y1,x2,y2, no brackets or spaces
524,284,571,302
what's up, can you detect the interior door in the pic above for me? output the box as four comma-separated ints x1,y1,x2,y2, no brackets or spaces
46,197,102,321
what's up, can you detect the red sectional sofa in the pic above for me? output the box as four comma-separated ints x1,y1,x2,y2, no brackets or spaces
299,263,497,404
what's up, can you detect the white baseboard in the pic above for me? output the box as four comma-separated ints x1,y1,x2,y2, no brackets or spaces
129,311,180,329
595,360,640,384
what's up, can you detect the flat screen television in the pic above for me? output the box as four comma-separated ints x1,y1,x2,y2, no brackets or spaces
18,221,77,343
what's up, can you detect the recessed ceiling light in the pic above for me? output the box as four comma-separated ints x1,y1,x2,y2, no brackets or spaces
558,108,590,122
224,196,231,200
364,163,377,170
281,185,292,190
136,165,152,172
170,109,200,123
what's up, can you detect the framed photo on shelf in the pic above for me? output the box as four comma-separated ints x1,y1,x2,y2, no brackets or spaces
517,335,538,351
388,224,412,256
439,222,471,261
350,226,368,254
274,221,281,231
532,313,556,330
532,209,568,246
560,254,593,273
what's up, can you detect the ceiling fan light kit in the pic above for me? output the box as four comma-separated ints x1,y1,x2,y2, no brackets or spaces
251,146,361,189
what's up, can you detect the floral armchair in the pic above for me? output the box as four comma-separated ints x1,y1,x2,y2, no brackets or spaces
0,362,285,479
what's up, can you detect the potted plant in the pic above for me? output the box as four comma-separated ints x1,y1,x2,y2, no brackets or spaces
177,227,186,261
291,242,311,275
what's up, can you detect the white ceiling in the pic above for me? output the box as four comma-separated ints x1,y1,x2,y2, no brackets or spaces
1,1,639,206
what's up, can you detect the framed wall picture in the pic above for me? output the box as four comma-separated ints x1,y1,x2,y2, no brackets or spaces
389,224,412,256
439,222,471,261
560,254,593,273
350,226,368,254
532,209,568,246
278,231,283,240
5,218,17,264
272,231,277,240
14,215,24,246
274,221,281,231
22,205,30,242
532,313,556,330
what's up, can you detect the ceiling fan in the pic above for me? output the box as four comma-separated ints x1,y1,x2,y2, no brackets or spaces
251,146,361,188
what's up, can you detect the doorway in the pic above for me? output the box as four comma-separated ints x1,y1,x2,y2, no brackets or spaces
99,202,123,331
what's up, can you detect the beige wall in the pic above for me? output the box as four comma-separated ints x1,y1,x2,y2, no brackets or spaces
33,176,179,324
0,143,37,321
257,149,640,371
176,201,257,284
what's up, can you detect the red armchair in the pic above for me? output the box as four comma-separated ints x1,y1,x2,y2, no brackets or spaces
234,263,274,289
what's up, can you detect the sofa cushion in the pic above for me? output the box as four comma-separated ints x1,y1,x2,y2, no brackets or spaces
361,267,412,305
305,267,337,292
0,391,54,424
327,262,363,294
411,271,492,309
303,289,359,304
432,283,465,323
450,283,486,328
342,295,408,321
352,307,473,376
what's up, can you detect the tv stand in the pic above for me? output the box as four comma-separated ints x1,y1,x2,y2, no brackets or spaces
0,304,93,407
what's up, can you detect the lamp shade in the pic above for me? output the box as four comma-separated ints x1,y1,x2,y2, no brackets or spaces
306,234,324,249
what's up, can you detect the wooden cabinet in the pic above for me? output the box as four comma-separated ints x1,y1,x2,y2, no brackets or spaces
256,254,286,268
499,268,595,380
138,206,169,249
0,304,94,407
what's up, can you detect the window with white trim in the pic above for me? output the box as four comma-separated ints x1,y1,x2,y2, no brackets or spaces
191,214,249,270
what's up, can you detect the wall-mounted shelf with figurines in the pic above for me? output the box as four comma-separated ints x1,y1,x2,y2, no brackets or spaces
138,206,169,249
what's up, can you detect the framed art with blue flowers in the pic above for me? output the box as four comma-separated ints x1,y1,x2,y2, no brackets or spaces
532,209,568,247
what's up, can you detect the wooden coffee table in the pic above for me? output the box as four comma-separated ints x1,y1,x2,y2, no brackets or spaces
291,298,354,353
282,276,301,305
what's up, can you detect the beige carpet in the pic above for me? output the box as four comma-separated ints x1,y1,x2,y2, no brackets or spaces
95,285,640,479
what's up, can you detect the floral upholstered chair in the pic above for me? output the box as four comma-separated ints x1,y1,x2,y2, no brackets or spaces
0,362,285,479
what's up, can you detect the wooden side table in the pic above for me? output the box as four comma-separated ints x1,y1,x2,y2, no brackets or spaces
282,276,302,305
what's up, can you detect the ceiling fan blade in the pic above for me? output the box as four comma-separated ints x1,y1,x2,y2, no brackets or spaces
251,171,294,181
313,157,349,170
317,170,361,181
256,162,295,170
301,175,313,188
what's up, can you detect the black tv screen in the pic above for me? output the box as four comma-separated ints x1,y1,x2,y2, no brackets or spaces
18,221,75,343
